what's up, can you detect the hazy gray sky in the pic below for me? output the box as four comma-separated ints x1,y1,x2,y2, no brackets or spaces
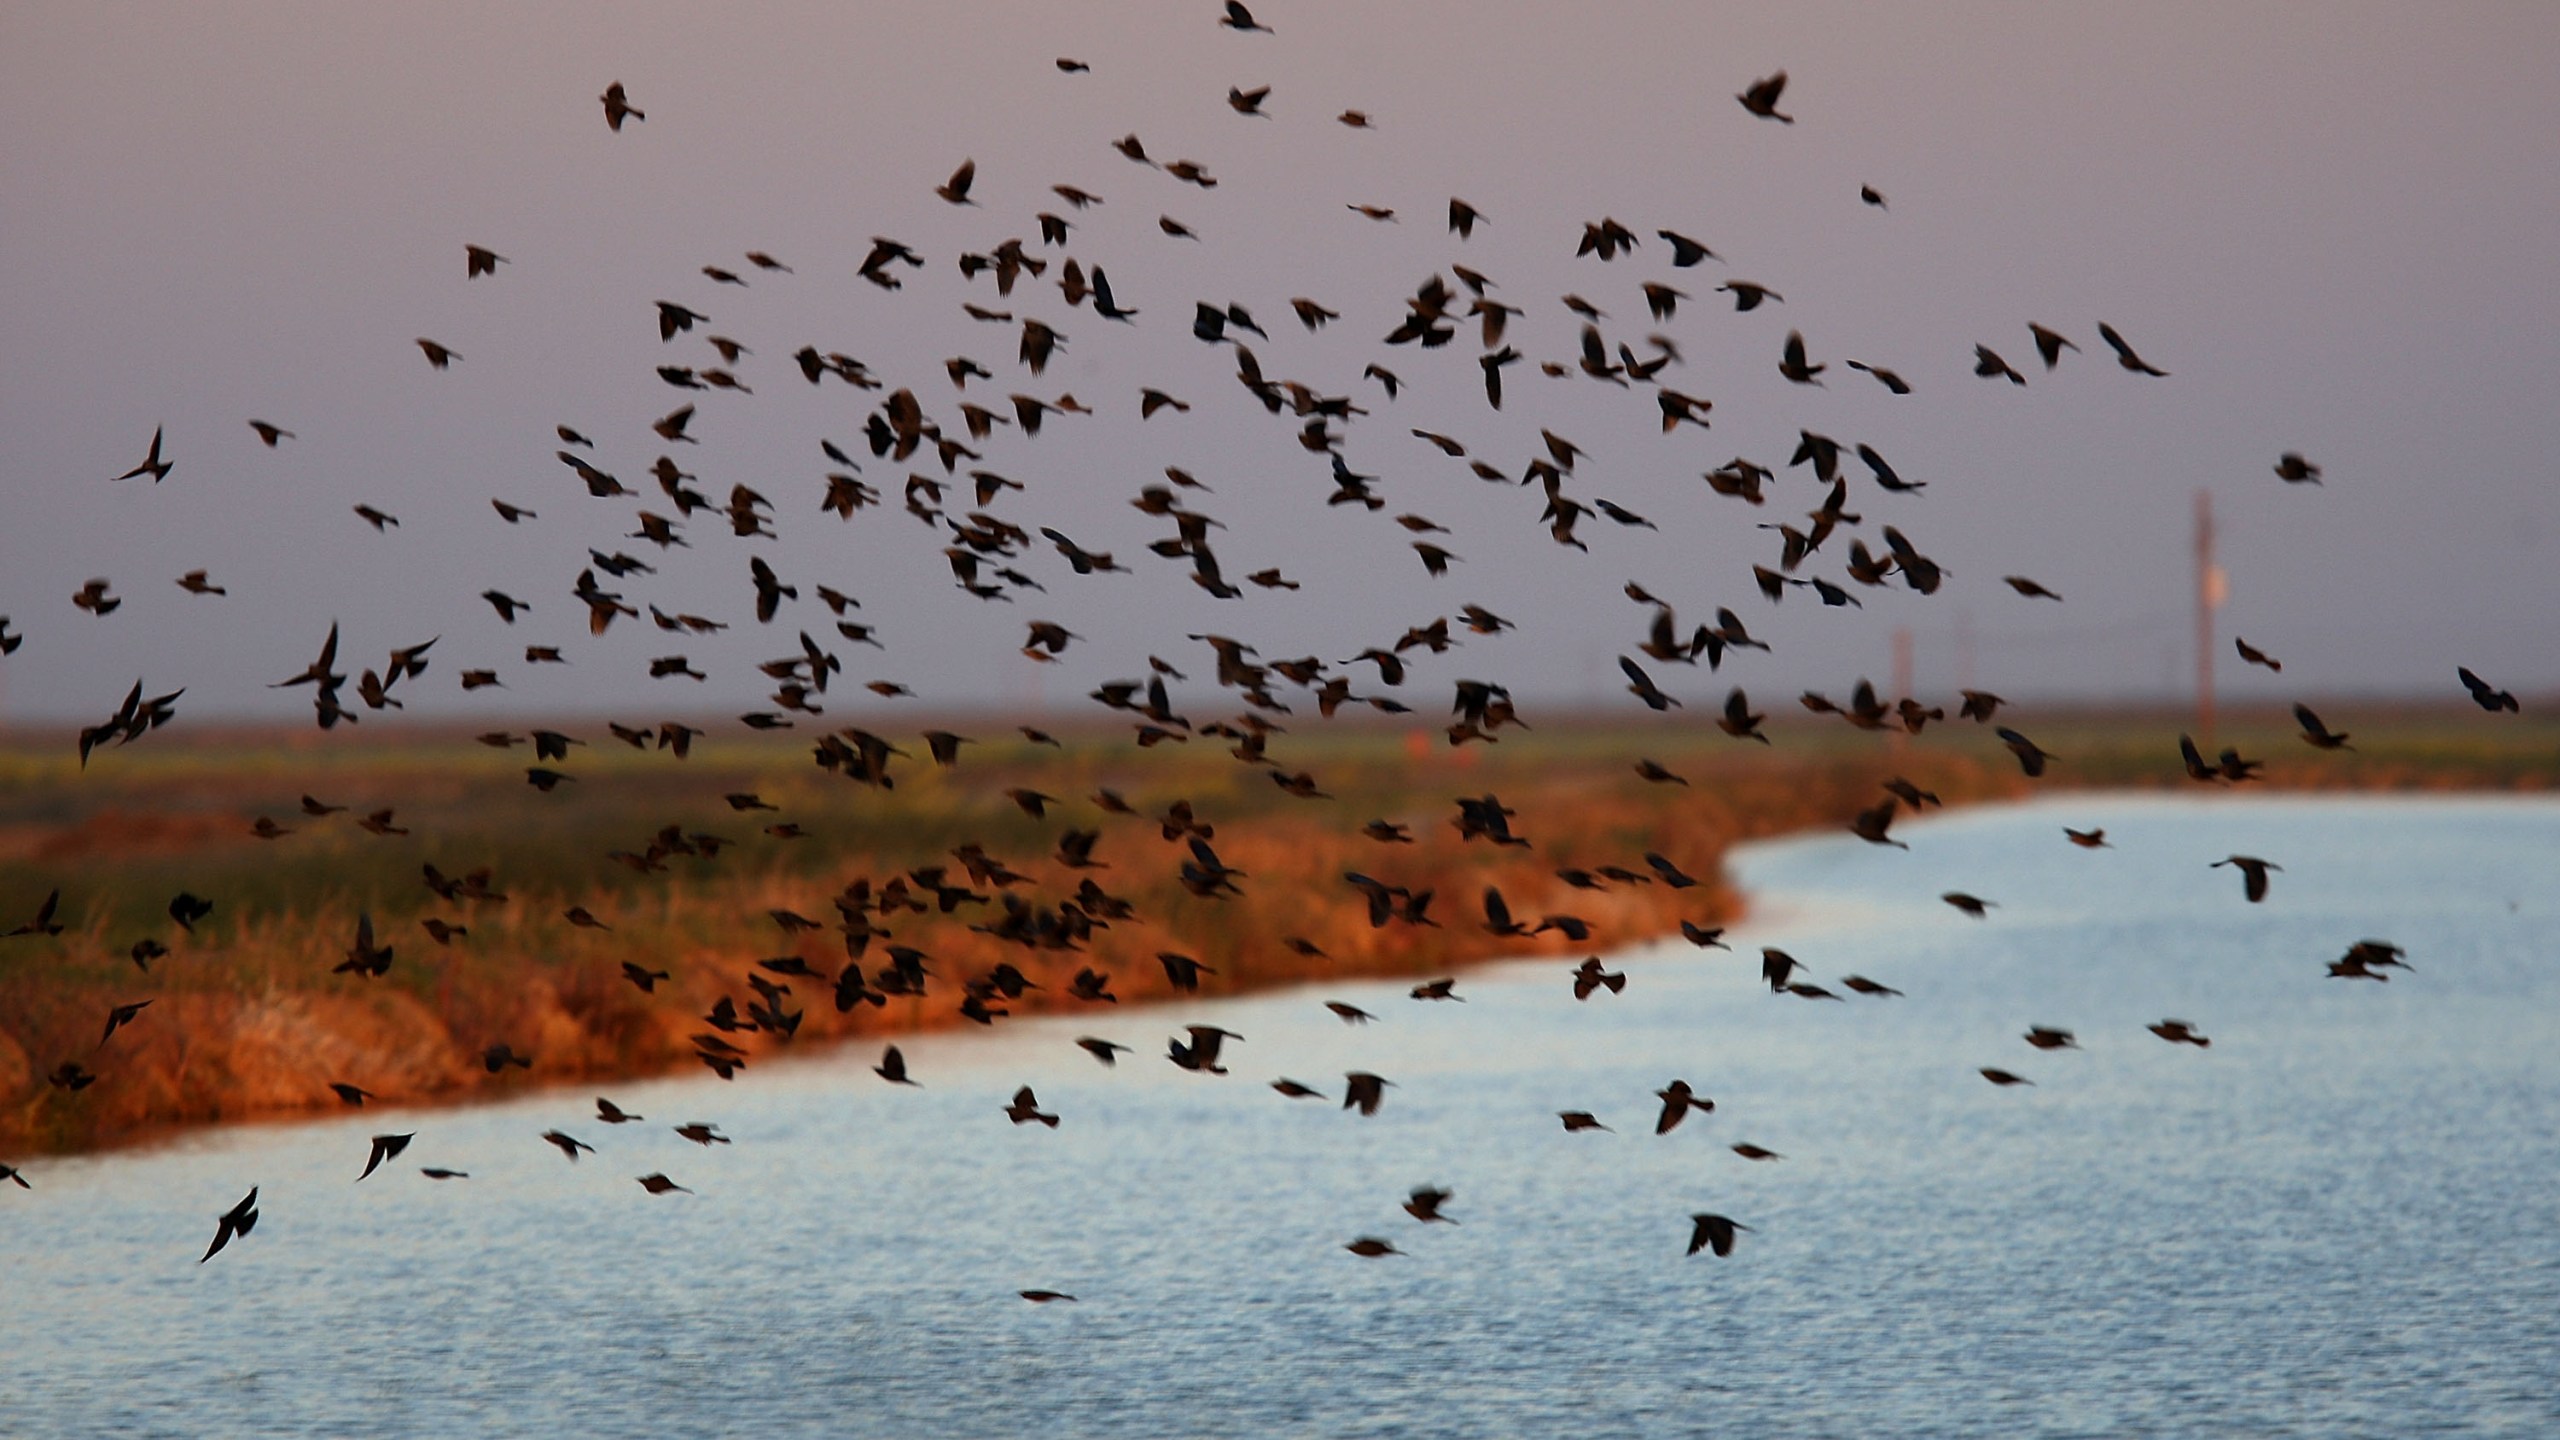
4,1,2556,728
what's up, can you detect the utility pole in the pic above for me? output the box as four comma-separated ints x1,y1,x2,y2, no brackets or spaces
1954,608,1976,696
1889,625,1913,754
2194,489,2223,748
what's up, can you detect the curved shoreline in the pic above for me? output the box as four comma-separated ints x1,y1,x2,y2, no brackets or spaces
6,717,2553,1158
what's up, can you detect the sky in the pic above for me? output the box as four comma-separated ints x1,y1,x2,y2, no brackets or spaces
4,1,2556,729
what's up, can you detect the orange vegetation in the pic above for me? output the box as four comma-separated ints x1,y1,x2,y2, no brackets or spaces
2,708,2549,1155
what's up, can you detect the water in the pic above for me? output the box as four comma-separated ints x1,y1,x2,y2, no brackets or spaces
6,795,2558,1438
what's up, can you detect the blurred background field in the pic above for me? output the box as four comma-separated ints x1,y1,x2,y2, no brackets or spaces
2,702,2550,1154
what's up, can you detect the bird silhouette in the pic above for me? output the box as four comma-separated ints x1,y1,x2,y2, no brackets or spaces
1686,1213,1750,1257
1778,330,1824,384
113,426,173,483
356,1134,412,1182
2212,855,2282,903
2149,1020,2212,1047
200,1187,260,1263
1736,71,1792,122
1005,1086,1059,1127
1655,1080,1713,1134
1342,1072,1391,1116
600,81,644,131
2097,322,2168,376
2294,703,2353,750
2458,667,2519,713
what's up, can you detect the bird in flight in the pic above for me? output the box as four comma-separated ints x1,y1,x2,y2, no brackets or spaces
1403,1187,1458,1223
2097,322,2168,376
1736,71,1792,122
600,81,645,131
200,1187,260,1263
113,426,173,483
356,1134,413,1182
2212,855,2282,903
1687,1212,1750,1257
2458,667,2519,713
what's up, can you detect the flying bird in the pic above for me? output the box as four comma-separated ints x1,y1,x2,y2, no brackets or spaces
1005,1086,1060,1127
600,80,644,131
113,426,173,483
2294,703,2352,750
2097,322,2168,376
2212,855,2282,903
1403,1186,1457,1223
2458,667,2519,713
1736,71,1792,122
1777,330,1824,384
1655,1080,1713,1134
1342,1072,1391,1116
356,1134,413,1182
1687,1213,1750,1257
200,1187,260,1263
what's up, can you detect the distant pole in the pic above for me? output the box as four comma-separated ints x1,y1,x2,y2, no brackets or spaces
2194,489,2220,748
1890,625,1913,753
1954,608,1976,695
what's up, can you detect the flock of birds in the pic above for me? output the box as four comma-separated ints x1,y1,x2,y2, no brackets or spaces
1,2,2530,1289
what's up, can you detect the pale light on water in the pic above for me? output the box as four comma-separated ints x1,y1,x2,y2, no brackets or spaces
6,795,2558,1437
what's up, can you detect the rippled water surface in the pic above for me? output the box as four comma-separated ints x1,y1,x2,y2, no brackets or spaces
7,795,2559,1438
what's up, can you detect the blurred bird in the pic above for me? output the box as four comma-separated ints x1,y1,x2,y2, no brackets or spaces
2149,1020,2211,1048
2458,667,2519,713
2212,855,2282,903
1736,70,1792,122
1654,1080,1713,1134
1687,1213,1749,1257
2097,322,2168,376
600,80,644,131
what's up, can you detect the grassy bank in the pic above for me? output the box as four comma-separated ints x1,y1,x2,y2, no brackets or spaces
3,704,2551,1155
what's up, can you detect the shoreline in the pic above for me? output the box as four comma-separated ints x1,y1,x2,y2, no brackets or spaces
6,715,2554,1159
